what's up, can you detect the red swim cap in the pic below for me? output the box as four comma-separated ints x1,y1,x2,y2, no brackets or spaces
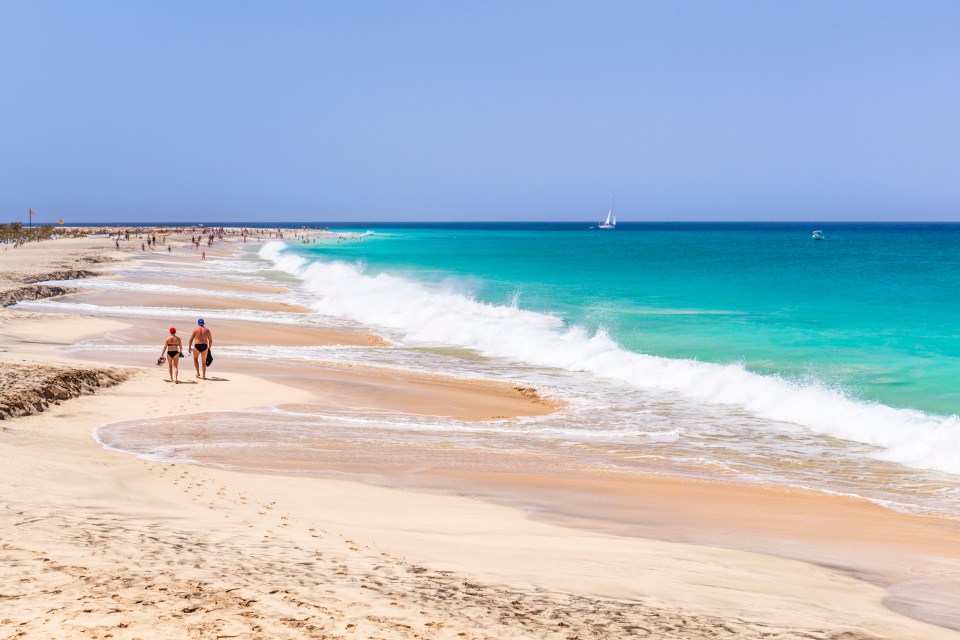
169,327,176,334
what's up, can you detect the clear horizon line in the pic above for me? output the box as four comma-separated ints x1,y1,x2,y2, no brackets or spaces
44,219,960,225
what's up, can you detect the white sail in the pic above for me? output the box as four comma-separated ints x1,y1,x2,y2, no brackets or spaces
598,196,616,229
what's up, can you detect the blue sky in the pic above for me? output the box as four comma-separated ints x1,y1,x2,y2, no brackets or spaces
1,1,958,222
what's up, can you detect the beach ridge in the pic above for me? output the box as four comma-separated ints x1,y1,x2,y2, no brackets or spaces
0,363,131,419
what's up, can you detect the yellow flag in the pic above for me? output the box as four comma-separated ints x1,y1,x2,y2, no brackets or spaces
29,209,35,216
58,219,64,225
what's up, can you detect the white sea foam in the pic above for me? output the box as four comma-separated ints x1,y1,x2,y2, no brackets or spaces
260,241,960,476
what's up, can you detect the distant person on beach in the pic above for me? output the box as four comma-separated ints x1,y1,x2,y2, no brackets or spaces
189,318,213,379
201,250,206,261
161,327,182,384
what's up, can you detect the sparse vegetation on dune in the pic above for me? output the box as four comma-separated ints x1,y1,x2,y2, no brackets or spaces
0,222,90,245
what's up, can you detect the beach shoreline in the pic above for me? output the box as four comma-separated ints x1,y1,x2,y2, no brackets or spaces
2,233,959,638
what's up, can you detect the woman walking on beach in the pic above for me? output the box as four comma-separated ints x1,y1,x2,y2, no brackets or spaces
160,327,183,384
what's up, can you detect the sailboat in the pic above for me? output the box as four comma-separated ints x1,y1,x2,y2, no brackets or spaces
598,197,616,229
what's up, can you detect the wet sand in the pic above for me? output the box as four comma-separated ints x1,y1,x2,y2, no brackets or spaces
55,289,313,313
119,274,292,295
69,347,554,421
72,314,390,348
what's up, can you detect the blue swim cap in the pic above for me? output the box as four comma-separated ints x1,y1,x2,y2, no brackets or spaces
197,318,205,325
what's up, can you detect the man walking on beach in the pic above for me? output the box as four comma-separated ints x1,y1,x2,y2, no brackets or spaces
188,318,213,380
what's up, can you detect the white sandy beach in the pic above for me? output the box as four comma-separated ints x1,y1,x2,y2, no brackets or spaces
2,234,960,639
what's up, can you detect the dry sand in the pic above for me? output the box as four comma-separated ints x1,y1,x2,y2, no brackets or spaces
2,235,959,639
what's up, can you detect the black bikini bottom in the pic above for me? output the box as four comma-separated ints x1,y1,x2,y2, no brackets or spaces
167,350,180,358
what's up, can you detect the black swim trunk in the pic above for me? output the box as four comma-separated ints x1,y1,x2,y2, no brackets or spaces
195,344,208,353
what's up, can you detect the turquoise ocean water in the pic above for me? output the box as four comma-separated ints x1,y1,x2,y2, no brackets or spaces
286,223,960,417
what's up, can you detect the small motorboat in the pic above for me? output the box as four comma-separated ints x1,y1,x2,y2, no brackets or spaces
812,230,825,240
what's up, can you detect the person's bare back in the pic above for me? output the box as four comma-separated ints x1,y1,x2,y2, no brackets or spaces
188,319,213,379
